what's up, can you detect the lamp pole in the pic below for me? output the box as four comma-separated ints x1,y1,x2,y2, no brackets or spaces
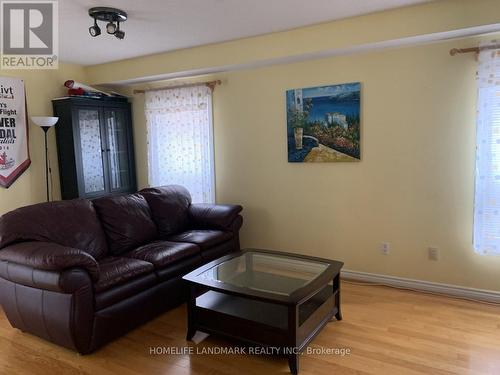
30,117,58,202
41,126,50,202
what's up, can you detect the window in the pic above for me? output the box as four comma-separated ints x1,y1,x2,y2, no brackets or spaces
145,85,215,203
474,44,500,255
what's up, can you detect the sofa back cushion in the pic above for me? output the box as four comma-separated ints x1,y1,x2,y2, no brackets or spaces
139,185,192,238
93,193,158,255
0,199,108,259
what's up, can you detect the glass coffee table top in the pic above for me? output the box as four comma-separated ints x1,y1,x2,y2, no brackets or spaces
197,249,330,296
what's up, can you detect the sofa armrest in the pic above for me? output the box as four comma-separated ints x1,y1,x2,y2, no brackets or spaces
0,253,95,353
189,204,243,231
0,241,99,282
0,261,91,294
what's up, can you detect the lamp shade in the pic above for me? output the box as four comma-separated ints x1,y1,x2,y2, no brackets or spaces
31,116,58,127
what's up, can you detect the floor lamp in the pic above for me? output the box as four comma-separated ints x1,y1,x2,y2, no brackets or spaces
31,117,59,202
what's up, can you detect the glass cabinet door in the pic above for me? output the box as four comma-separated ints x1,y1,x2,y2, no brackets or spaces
76,108,106,195
103,109,132,192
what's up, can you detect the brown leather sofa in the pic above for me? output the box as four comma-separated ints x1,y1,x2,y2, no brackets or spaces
0,185,242,353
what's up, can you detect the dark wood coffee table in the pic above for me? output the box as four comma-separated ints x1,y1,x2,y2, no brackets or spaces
183,248,343,374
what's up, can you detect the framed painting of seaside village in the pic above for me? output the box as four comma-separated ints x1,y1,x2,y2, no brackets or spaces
286,82,361,162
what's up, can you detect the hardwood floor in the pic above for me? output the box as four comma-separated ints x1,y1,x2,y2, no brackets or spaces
2,282,500,374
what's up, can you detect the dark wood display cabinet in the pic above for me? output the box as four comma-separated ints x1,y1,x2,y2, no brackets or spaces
52,97,136,199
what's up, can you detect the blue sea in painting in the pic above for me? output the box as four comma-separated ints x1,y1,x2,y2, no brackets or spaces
286,82,361,162
307,97,359,123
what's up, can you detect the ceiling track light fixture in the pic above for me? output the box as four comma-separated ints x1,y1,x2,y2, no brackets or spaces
88,7,127,40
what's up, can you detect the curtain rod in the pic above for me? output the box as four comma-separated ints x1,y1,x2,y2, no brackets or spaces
133,80,221,94
450,43,500,56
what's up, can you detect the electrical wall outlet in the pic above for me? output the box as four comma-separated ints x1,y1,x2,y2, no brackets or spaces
380,242,390,255
428,247,440,261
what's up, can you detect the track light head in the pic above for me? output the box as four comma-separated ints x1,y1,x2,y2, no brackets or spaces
106,22,117,34
89,19,101,37
114,30,125,40
113,21,124,39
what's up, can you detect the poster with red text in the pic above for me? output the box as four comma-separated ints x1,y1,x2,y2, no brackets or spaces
0,77,30,188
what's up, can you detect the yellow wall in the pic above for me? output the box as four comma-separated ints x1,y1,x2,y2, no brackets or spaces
211,38,495,290
1,0,499,291
125,35,500,292
0,64,87,214
88,0,500,291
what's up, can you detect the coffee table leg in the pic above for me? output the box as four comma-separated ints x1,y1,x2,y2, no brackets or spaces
287,305,299,374
288,354,299,374
186,284,196,341
335,289,342,321
334,275,342,321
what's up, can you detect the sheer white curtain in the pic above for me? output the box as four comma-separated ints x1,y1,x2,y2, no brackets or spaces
474,42,500,255
145,85,215,203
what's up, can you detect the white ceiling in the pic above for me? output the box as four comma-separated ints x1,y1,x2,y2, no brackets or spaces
60,0,430,65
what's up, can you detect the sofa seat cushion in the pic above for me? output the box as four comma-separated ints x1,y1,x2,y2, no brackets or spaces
124,241,200,269
167,230,233,250
95,257,155,292
199,239,235,262
95,273,158,310
93,194,158,255
156,254,203,281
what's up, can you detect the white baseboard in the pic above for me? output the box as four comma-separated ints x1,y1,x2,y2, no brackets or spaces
341,269,500,304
